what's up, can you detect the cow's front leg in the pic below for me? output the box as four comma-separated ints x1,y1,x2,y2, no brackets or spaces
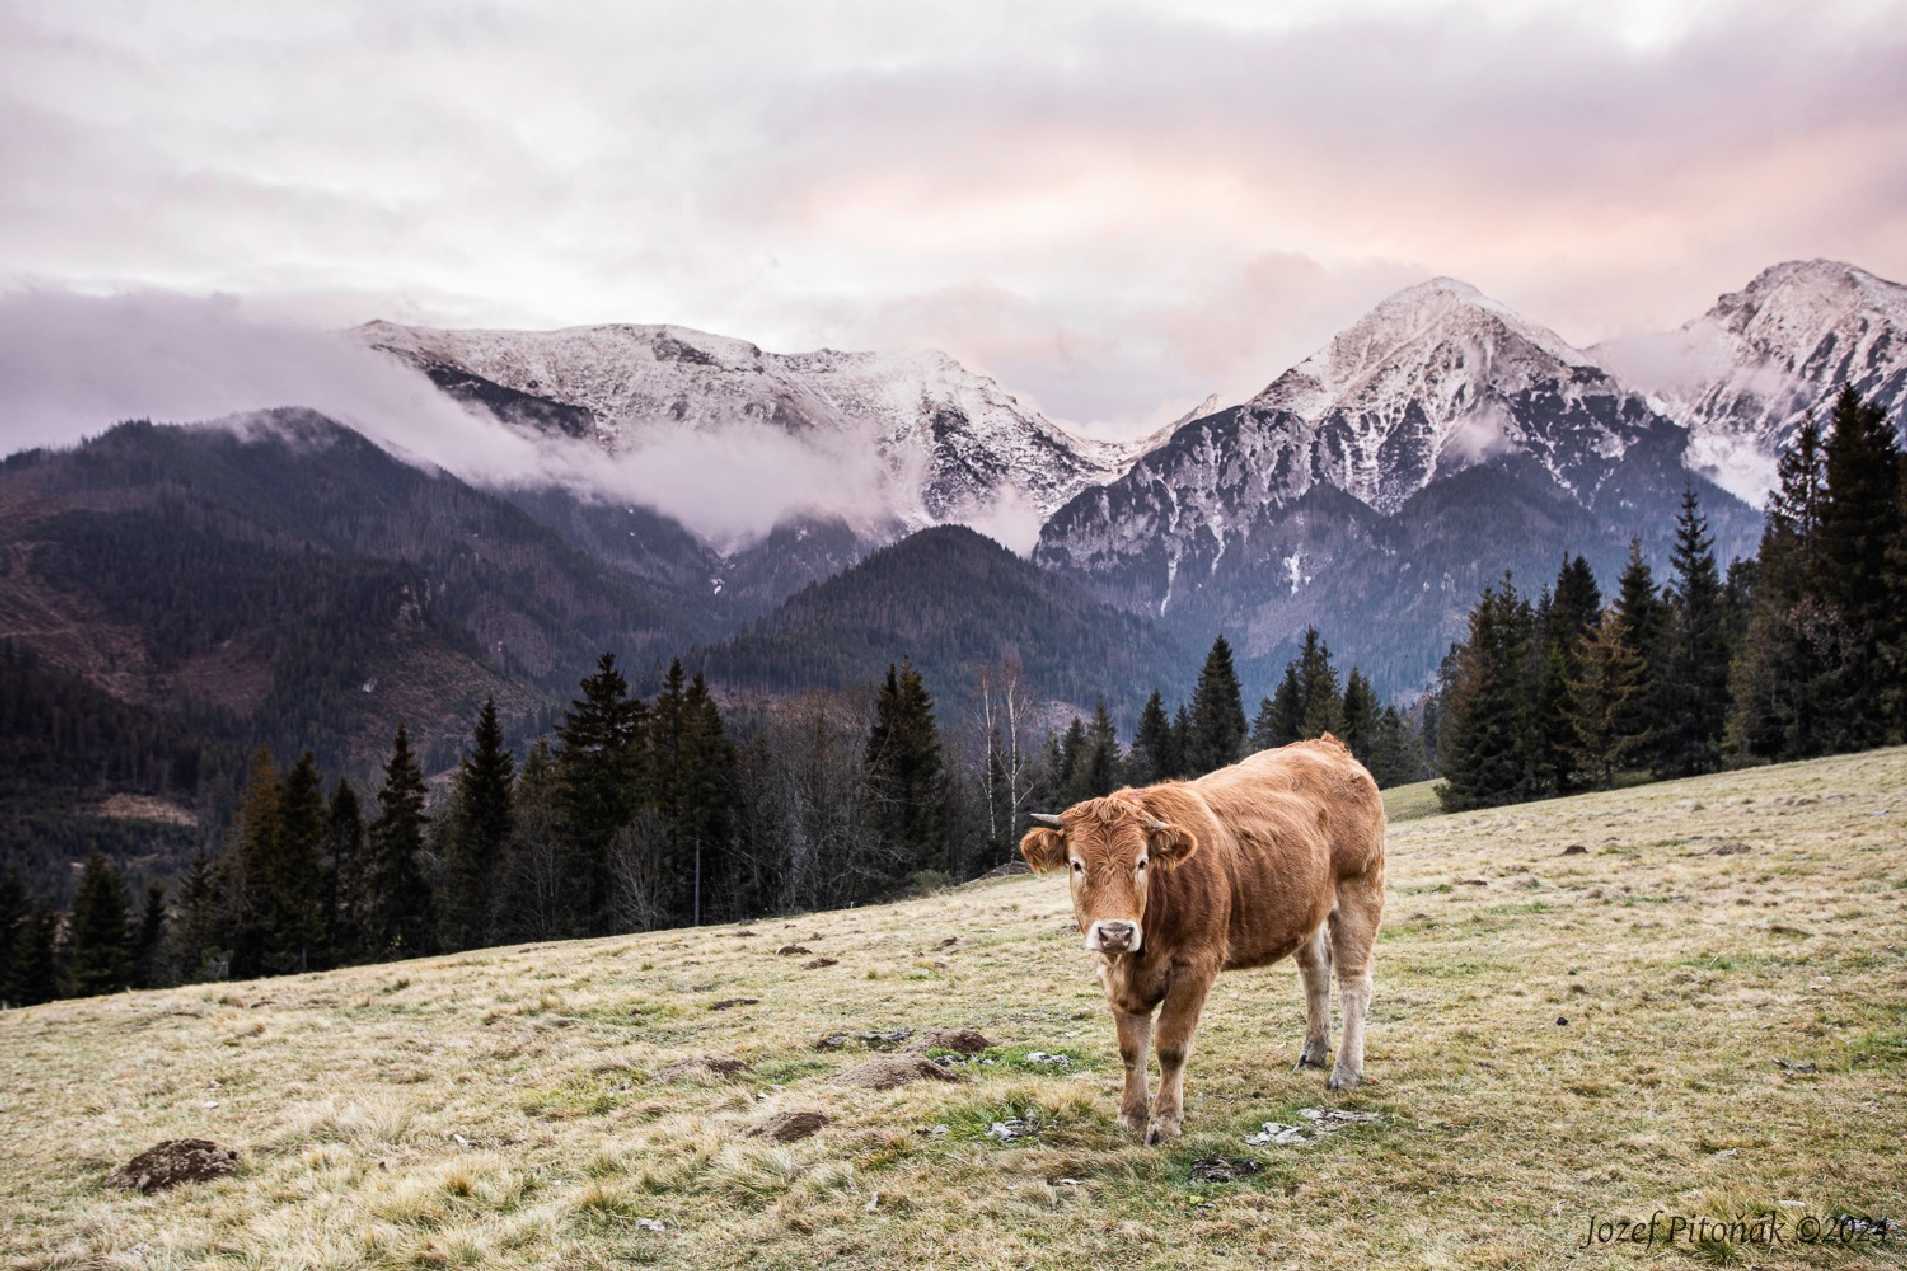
1113,1008,1153,1135
1147,968,1214,1145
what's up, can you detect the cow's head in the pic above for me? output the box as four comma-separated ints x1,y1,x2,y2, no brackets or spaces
1019,792,1199,954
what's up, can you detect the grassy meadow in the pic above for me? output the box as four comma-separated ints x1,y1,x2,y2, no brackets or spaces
2,749,1904,1269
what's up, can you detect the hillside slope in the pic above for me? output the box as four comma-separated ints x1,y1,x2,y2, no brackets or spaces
3,748,1901,1268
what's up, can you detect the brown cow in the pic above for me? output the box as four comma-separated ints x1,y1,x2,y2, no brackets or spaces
1018,735,1385,1143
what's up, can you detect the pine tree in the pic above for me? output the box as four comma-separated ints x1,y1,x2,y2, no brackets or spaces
556,655,645,936
275,753,326,972
1129,691,1174,783
1186,636,1248,774
7,910,58,1006
502,740,564,942
1566,610,1649,789
1293,629,1342,739
368,723,433,958
1818,387,1905,749
864,661,946,879
227,747,280,979
323,780,365,965
1657,486,1731,777
68,854,133,996
443,699,515,950
1056,717,1088,800
132,884,167,989
1339,669,1379,761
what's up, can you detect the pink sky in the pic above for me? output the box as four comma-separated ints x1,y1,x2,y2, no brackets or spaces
2,0,1904,438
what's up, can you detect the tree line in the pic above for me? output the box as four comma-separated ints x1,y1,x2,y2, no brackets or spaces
1434,388,1906,810
2,625,1431,1003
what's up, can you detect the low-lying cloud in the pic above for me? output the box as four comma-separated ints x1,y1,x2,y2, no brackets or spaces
0,289,914,550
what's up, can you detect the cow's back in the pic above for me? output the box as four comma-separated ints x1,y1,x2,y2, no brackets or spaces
1182,736,1386,968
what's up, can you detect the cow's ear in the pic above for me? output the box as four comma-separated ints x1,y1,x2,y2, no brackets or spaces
1146,820,1199,868
1019,828,1067,873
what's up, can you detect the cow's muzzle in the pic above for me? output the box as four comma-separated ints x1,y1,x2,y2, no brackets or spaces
1086,919,1141,954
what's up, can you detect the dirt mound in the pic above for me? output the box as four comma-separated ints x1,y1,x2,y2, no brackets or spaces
752,1110,831,1142
912,1028,994,1055
106,1140,238,1193
833,1056,959,1090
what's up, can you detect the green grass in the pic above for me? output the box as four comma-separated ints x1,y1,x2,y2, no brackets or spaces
1381,778,1443,823
4,746,1906,1268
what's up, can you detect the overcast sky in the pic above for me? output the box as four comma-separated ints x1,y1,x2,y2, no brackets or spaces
4,0,1905,438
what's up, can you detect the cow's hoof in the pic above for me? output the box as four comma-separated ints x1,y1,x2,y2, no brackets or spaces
1144,1116,1182,1145
1326,1069,1362,1091
1119,1109,1149,1136
1295,1040,1331,1070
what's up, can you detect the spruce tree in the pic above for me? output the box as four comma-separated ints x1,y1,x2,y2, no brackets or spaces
68,854,133,996
1339,669,1379,761
0,868,23,994
1728,417,1831,759
1264,663,1305,748
1130,691,1173,783
1612,541,1667,763
556,655,645,936
1293,629,1342,739
7,910,58,1006
864,661,946,879
368,724,434,958
227,747,280,979
1168,703,1191,777
677,672,735,924
1658,486,1731,777
1818,387,1904,749
132,884,168,989
1437,577,1534,810
323,780,365,965
1082,701,1120,798
169,852,223,984
1186,636,1248,774
275,753,326,972
1367,706,1427,789
502,741,563,942
1566,610,1648,789
443,699,515,950
1056,717,1088,800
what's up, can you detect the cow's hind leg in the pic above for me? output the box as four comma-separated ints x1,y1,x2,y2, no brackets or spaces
1326,875,1382,1091
1294,920,1332,1070
1146,968,1215,1145
1114,1008,1153,1135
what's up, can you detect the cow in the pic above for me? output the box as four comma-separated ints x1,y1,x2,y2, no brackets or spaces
1018,735,1386,1144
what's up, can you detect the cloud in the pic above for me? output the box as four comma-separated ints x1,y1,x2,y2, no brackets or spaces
0,289,911,549
3,0,1904,436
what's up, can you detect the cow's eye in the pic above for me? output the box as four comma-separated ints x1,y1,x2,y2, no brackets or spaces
1137,857,1148,871
1070,860,1083,873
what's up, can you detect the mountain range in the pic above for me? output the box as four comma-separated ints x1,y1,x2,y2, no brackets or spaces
4,259,1904,797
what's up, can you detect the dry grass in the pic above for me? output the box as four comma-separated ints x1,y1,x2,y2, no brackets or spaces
3,748,1904,1269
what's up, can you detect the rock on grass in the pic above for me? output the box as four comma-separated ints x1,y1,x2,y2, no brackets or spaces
107,1140,238,1193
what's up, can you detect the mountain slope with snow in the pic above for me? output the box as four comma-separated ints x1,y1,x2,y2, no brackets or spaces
1036,276,1757,699
357,320,1130,538
1596,259,1907,503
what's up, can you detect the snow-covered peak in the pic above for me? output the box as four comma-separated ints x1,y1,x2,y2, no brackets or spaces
356,319,1141,544
1594,259,1907,503
1253,276,1601,423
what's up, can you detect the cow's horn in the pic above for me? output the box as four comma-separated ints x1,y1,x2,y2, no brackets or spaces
1029,812,1064,826
1144,816,1171,832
